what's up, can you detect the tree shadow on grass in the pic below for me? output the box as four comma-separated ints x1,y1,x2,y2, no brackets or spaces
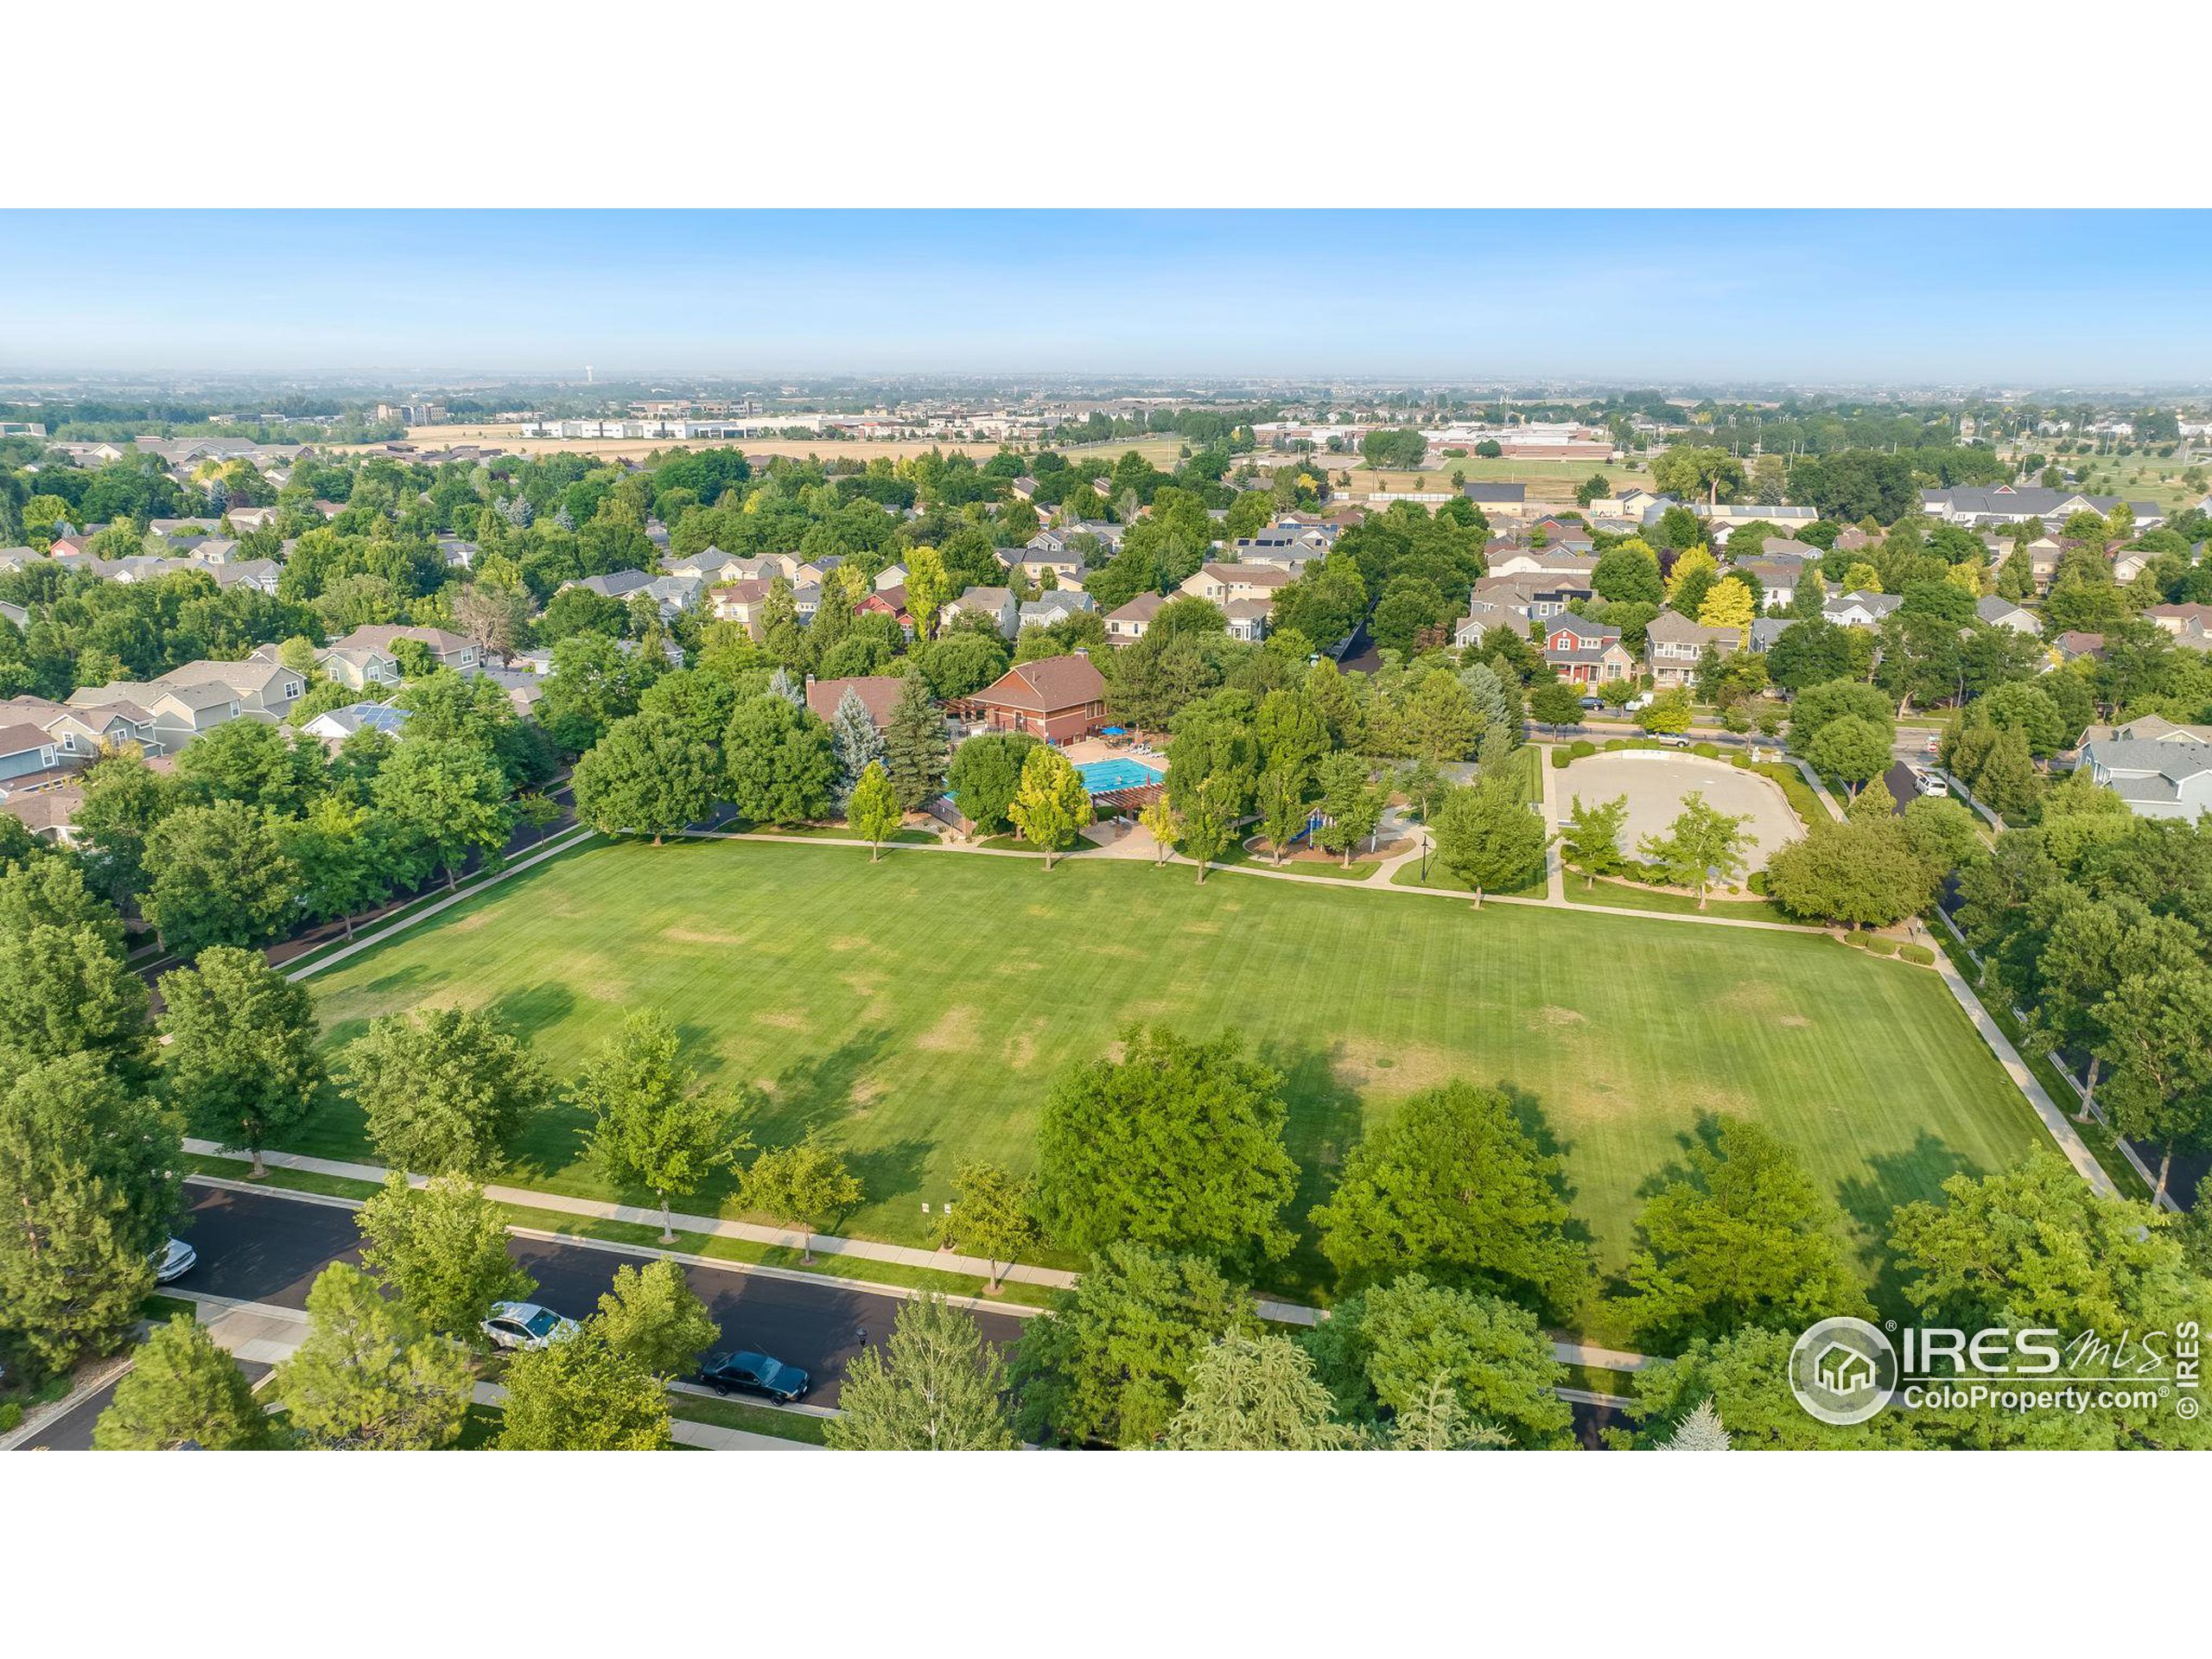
756,1026,893,1141
487,982,579,1043
844,1140,931,1224
1835,1130,1981,1316
1630,1111,1732,1205
1266,1039,1368,1300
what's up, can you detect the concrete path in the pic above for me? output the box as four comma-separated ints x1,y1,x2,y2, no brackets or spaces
181,1139,1081,1292
1538,746,1567,900
1926,950,2113,1196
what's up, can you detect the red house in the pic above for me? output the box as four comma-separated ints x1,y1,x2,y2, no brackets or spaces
967,653,1109,744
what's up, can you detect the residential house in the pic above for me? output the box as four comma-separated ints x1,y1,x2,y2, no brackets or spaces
212,558,283,594
301,701,411,748
1009,474,1039,502
943,586,1020,639
1006,548,1086,590
1974,595,2043,636
1644,612,1741,689
2054,631,2107,664
667,546,747,584
710,578,773,637
1584,488,1675,524
2075,717,2212,819
965,652,1109,743
804,675,906,732
0,721,61,787
855,584,913,635
156,652,305,718
1749,617,1796,653
1019,592,1096,632
319,625,479,683
1223,599,1274,643
1742,559,1804,609
1824,590,1903,629
1459,481,1528,515
1179,563,1294,607
1487,547,1599,582
68,677,248,752
1919,485,2163,531
1541,618,1635,685
1104,591,1168,641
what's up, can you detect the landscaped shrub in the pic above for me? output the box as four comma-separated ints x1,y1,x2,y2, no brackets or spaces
1898,943,1935,965
1571,740,1596,759
1866,937,1899,957
1730,754,1750,768
1692,742,1720,758
1844,931,1870,948
0,1402,21,1433
1746,871,1767,896
1552,748,1571,768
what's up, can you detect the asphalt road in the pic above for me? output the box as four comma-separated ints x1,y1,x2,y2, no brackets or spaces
17,1179,1034,1449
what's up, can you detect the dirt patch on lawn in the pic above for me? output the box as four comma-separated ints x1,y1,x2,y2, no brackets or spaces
917,1006,983,1053
827,936,871,953
664,926,743,946
754,1009,810,1031
1532,1006,1589,1028
446,910,495,933
1330,1041,1459,1093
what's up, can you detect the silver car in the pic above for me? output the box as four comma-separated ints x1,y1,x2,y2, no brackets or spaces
151,1236,197,1283
480,1300,580,1351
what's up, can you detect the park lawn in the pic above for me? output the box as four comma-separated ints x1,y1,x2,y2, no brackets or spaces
296,838,2044,1330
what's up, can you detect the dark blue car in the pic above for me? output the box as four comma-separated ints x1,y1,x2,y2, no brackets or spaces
697,1350,811,1403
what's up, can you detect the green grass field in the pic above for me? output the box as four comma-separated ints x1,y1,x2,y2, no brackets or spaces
296,839,2046,1327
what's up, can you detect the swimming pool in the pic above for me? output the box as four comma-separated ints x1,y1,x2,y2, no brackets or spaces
1077,757,1166,793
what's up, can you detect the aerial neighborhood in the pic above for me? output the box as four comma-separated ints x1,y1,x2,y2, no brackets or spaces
4,377,2212,1459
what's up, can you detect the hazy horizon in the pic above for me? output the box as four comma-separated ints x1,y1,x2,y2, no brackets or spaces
3,208,2209,385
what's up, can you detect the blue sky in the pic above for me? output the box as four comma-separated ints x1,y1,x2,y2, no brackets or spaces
2,209,2206,383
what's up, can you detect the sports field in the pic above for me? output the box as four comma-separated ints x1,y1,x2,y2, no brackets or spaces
297,838,2044,1317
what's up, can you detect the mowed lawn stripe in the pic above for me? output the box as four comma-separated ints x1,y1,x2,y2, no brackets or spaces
298,839,2044,1305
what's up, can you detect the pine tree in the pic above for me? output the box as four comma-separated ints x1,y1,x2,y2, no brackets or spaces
766,665,804,709
273,1263,473,1450
882,672,950,810
1656,1396,1733,1451
93,1316,268,1450
830,687,887,809
826,1294,1017,1450
1162,1329,1358,1449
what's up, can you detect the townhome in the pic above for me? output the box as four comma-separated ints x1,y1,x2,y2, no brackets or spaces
854,583,913,635
1006,547,1086,590
562,569,703,619
1742,559,1803,609
301,701,411,748
666,545,747,583
68,677,247,752
156,652,306,717
1541,617,1635,684
0,721,62,789
1644,611,1741,689
1488,547,1600,583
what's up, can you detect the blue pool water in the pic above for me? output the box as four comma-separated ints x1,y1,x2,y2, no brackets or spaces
1077,758,1166,793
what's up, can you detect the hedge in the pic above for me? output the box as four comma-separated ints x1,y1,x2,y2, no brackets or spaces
1898,943,1936,965
1843,931,1870,948
1570,740,1597,759
1692,742,1721,758
1865,937,1900,957
1551,748,1572,768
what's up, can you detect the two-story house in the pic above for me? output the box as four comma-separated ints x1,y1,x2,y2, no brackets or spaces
1643,612,1742,689
1542,617,1634,684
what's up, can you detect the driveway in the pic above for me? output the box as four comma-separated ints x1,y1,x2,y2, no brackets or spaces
1554,750,1802,867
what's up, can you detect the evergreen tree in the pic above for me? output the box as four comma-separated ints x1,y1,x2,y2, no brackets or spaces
829,687,887,808
1163,1329,1359,1450
827,1294,1018,1451
273,1262,473,1450
882,671,950,810
93,1316,268,1450
1655,1396,1733,1451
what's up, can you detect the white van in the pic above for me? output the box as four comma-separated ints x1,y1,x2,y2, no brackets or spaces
1916,770,1948,798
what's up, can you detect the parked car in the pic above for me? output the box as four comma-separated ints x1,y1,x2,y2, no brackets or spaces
1656,733,1691,748
1916,770,1948,798
150,1236,196,1284
696,1350,811,1403
480,1301,581,1351
1579,694,1605,711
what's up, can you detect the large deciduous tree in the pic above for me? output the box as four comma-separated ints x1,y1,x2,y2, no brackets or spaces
1432,773,1547,906
156,945,322,1178
1622,1117,1872,1348
495,1322,671,1451
723,692,838,826
372,738,515,890
141,799,302,957
1311,1080,1593,1318
595,1259,718,1379
1037,1026,1297,1269
1009,1242,1258,1448
1637,791,1754,909
1006,744,1092,869
354,1173,535,1342
578,1009,748,1241
570,709,719,843
341,1007,550,1178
